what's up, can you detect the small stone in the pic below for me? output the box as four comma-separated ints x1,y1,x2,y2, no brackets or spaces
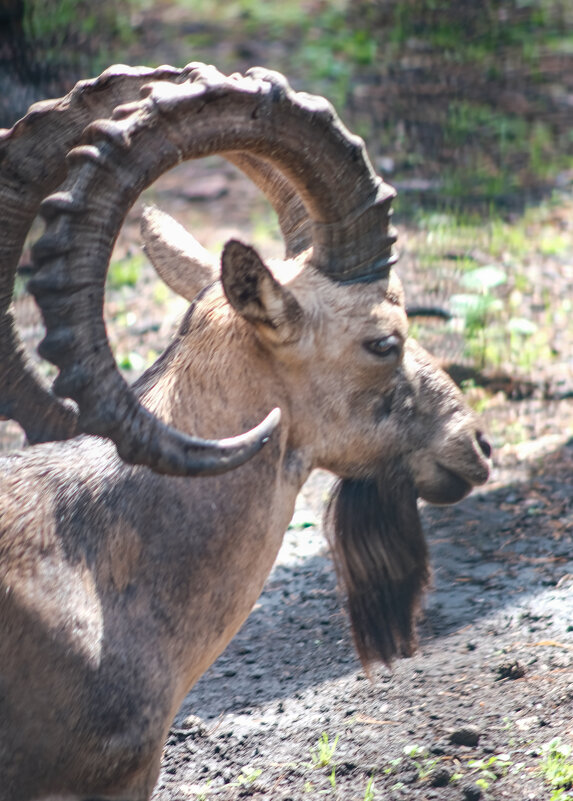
401,769,419,784
495,660,526,680
448,726,481,747
178,715,207,739
429,766,451,787
462,783,483,800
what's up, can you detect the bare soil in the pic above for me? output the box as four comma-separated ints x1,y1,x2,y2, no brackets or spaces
153,439,573,801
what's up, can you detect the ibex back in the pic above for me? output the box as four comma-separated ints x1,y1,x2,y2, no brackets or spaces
0,64,491,801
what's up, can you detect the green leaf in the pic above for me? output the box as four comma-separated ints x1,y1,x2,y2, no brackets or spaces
460,265,508,292
450,293,502,319
507,317,538,336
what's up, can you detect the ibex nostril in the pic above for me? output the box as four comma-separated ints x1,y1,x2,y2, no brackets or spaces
476,430,492,460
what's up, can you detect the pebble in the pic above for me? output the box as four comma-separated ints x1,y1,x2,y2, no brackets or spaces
462,783,482,800
178,715,207,739
429,766,451,787
495,660,526,680
448,725,481,747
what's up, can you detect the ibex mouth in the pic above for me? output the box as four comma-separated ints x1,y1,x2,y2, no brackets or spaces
417,467,474,505
417,450,490,505
411,423,492,506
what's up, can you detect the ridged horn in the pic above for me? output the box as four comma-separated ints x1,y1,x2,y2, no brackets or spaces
0,63,189,443
226,152,312,258
226,68,398,280
29,63,396,476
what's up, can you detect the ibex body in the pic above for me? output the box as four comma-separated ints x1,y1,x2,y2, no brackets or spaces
0,65,491,801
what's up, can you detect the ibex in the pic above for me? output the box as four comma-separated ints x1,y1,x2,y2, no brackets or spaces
0,64,491,801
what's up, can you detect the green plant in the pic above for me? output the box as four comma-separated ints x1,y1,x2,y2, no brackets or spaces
418,758,440,780
363,774,376,800
450,265,507,369
540,739,573,796
403,743,427,759
550,789,573,800
438,89,571,204
117,351,144,372
403,743,440,781
387,0,571,61
195,779,212,800
383,757,402,775
23,0,137,69
233,766,263,787
406,193,573,377
287,512,316,531
108,253,145,290
329,766,336,790
538,230,570,257
467,753,513,791
310,732,340,769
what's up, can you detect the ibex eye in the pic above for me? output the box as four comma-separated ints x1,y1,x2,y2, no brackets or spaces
364,335,402,360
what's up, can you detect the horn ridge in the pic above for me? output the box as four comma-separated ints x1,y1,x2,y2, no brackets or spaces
0,64,191,444
226,152,312,257
311,184,398,282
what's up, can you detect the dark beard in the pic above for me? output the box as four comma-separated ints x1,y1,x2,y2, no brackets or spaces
325,463,430,668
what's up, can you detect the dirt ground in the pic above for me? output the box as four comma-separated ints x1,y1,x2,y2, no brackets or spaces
152,437,573,801
2,4,573,799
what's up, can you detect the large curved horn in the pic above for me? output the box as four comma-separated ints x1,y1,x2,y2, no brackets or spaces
226,152,312,258
30,63,396,476
0,63,190,443
224,69,397,279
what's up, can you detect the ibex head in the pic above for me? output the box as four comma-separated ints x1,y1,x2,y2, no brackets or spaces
139,194,491,668
0,64,491,672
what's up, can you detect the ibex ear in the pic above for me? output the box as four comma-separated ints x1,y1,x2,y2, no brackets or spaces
140,206,219,302
221,239,303,344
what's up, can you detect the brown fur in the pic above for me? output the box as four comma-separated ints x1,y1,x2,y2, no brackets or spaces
326,462,430,668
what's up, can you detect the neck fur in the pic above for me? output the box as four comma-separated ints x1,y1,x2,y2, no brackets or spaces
133,289,311,491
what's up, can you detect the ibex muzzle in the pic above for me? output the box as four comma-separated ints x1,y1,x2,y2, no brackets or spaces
0,64,491,800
